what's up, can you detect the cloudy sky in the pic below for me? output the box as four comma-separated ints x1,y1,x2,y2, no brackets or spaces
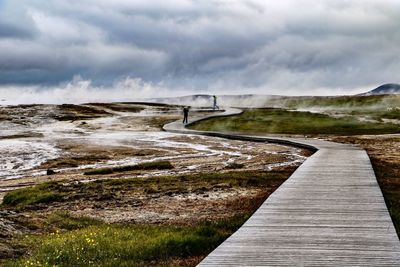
0,0,400,102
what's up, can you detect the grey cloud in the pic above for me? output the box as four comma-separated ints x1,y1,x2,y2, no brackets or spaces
0,21,33,38
0,0,400,95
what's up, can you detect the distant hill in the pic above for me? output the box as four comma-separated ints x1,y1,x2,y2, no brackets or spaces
361,84,400,95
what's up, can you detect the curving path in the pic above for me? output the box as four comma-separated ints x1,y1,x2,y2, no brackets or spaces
163,108,400,266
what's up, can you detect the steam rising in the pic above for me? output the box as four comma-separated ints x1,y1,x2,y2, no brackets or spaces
0,76,374,106
0,77,183,105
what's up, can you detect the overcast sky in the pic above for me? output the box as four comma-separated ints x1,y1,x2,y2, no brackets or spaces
0,0,400,100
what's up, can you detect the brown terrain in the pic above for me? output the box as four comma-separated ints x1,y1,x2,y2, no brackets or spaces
0,103,311,261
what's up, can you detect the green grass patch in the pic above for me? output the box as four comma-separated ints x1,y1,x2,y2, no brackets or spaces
2,182,64,207
44,212,103,231
274,95,400,121
5,215,248,267
84,161,174,175
349,108,400,121
190,109,400,135
101,170,289,189
279,94,400,109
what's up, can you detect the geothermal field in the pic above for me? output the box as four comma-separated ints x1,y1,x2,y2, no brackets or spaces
0,94,399,266
0,101,313,266
2,1,400,265
0,103,306,189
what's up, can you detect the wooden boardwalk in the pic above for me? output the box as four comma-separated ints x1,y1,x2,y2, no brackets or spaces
163,109,400,266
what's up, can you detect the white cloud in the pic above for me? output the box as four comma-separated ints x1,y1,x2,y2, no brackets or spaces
28,9,105,44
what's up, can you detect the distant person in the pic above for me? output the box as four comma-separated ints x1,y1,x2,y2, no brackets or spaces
182,106,189,124
213,95,219,110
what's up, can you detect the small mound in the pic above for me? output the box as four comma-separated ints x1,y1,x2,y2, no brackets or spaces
362,84,400,95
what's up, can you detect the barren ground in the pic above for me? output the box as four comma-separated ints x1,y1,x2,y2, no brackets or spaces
0,103,311,262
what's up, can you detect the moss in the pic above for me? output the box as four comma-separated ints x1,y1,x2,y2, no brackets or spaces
2,182,64,207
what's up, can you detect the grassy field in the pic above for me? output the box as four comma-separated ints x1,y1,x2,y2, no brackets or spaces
276,94,400,110
1,169,295,265
4,214,248,267
189,109,400,135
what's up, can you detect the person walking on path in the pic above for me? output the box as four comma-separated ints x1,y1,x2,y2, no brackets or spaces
182,106,189,124
213,95,219,110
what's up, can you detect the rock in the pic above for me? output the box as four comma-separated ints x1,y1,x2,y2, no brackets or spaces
46,169,56,175
0,218,20,237
0,243,15,258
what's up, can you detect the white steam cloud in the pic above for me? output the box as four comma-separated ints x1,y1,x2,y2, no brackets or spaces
0,75,371,106
0,76,184,105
